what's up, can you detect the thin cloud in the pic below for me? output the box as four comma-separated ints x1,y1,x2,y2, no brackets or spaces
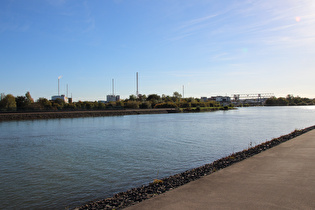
0,22,30,33
167,12,224,42
178,14,219,30
45,0,66,7
83,16,95,33
82,1,96,33
0,1,30,33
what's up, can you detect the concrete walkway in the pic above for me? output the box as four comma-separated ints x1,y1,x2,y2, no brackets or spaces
126,130,315,210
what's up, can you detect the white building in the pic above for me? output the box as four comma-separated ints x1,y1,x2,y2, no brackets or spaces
51,95,68,103
215,96,231,103
202,96,231,105
106,95,120,102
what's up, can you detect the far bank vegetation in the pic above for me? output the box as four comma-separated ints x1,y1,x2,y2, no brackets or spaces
265,95,315,106
0,91,233,113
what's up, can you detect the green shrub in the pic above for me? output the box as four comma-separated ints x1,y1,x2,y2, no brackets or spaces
154,102,177,108
124,101,140,109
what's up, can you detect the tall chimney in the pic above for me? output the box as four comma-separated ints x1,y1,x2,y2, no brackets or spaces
58,76,62,96
58,78,60,96
136,72,139,97
112,79,114,96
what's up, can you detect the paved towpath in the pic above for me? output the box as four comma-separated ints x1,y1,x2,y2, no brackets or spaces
126,130,315,210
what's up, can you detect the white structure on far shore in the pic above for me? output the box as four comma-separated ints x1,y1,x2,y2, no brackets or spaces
106,95,120,102
201,96,231,103
51,95,68,103
106,78,120,102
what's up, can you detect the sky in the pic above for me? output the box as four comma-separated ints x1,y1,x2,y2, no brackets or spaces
1,0,315,101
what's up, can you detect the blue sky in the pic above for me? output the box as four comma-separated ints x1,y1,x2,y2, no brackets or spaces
1,0,315,101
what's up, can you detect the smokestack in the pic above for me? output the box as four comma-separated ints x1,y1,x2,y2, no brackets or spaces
58,75,62,96
183,85,184,98
136,72,139,97
112,79,114,96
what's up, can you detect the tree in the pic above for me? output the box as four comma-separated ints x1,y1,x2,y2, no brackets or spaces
25,91,34,104
15,96,29,110
265,97,278,106
37,98,52,110
147,94,160,101
115,101,124,108
138,94,147,101
162,94,172,102
139,101,151,109
129,95,137,101
0,93,5,101
52,98,65,110
154,102,177,108
293,96,302,104
171,92,182,102
277,97,288,106
124,101,140,109
0,94,16,111
286,94,294,102
84,101,97,110
173,91,182,99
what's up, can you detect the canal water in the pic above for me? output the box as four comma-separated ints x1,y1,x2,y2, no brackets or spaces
0,106,315,209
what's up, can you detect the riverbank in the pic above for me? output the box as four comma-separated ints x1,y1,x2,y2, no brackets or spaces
0,109,178,122
74,125,315,210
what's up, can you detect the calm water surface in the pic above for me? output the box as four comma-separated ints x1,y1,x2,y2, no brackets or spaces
1,106,315,209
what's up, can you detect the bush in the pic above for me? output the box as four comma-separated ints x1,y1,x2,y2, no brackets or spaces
124,101,140,109
154,102,177,108
179,101,191,108
139,101,151,109
37,98,52,110
63,103,76,111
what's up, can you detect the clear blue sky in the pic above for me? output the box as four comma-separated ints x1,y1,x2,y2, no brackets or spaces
1,0,315,101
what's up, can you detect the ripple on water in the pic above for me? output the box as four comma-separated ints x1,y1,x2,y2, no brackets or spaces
0,106,315,209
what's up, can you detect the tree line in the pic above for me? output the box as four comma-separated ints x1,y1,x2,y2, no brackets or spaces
0,91,223,112
265,95,315,106
2,92,314,112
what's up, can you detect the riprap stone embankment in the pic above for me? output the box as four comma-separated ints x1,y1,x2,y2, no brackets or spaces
75,125,315,210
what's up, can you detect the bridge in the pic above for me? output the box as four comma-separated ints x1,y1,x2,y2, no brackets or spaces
232,93,274,101
231,93,274,105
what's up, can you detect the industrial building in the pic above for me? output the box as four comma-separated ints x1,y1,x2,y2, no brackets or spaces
201,96,231,105
51,95,68,102
106,95,120,102
106,79,120,102
51,76,71,103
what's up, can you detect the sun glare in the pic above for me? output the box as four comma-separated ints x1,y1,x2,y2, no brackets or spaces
295,16,301,22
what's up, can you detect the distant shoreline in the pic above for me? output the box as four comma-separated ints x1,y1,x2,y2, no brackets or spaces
0,109,179,122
